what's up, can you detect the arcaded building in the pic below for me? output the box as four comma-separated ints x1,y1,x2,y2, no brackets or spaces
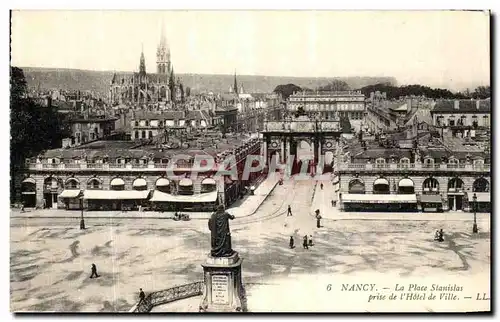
20,134,263,212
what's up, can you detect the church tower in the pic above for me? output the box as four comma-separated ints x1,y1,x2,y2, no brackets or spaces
233,71,239,95
139,44,146,76
157,22,171,75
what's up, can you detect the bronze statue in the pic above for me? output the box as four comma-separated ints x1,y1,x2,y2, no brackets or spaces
208,205,236,257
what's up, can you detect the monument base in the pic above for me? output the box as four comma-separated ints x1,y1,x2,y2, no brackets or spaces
199,252,246,312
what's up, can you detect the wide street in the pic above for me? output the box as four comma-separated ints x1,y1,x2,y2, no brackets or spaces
10,177,490,312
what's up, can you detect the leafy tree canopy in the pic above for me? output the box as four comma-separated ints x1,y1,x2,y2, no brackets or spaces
317,80,350,92
273,83,302,100
10,67,71,201
358,83,472,100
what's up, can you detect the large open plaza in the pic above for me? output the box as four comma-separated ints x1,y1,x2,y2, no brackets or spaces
10,178,490,312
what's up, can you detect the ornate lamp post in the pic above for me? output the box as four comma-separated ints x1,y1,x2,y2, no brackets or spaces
80,198,85,230
472,193,478,233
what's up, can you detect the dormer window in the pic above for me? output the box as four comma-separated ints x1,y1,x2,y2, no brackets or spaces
375,158,386,168
399,157,410,168
448,157,459,168
423,158,434,168
473,159,484,167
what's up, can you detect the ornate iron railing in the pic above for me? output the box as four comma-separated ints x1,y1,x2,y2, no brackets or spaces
130,281,204,313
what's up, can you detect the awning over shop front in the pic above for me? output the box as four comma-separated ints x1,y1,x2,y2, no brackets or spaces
156,178,170,187
420,194,442,203
150,190,218,203
58,190,82,199
22,178,36,184
374,178,389,186
398,179,414,187
341,194,417,204
179,178,193,187
202,178,217,185
110,178,125,186
83,190,150,200
133,178,147,187
468,192,490,203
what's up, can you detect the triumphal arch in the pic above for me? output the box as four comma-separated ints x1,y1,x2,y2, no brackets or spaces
261,114,343,175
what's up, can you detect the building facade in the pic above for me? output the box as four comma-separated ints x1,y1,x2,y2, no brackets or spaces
20,136,263,211
287,91,366,132
431,99,491,138
129,110,222,141
108,28,182,105
64,117,117,147
337,145,491,212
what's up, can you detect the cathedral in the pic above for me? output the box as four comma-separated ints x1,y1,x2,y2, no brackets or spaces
108,28,183,105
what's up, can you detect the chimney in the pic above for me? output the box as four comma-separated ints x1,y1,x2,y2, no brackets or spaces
454,100,460,110
406,98,412,112
476,100,480,110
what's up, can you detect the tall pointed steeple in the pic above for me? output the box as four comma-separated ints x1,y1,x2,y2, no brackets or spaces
139,43,146,76
157,20,170,75
233,70,239,95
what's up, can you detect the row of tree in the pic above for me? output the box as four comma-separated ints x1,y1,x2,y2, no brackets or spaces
359,83,491,100
10,67,71,203
274,80,491,101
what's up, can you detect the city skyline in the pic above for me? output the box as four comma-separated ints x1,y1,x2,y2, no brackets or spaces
11,10,490,91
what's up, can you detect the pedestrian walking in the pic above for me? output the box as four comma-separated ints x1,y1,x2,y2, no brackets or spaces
287,205,293,216
302,235,309,249
331,200,334,207
315,209,322,228
289,236,295,249
320,183,324,190
308,235,314,247
90,263,100,279
139,288,146,303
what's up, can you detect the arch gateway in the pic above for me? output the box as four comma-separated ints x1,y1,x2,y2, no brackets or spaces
261,114,343,175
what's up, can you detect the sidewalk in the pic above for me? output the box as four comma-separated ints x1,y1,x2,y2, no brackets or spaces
227,175,280,218
11,175,280,220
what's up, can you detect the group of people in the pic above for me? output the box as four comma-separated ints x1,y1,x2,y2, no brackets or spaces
434,229,445,242
288,235,315,249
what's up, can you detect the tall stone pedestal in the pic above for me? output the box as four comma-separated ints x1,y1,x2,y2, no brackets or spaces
199,252,246,312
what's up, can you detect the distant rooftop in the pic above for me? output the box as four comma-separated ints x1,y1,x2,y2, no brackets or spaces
432,99,490,114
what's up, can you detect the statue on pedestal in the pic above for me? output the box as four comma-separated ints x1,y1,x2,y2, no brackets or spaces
208,205,235,257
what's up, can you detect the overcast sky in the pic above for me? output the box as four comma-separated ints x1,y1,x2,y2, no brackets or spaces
11,10,490,89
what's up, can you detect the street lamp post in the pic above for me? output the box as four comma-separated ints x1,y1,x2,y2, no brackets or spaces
472,193,478,233
80,198,85,230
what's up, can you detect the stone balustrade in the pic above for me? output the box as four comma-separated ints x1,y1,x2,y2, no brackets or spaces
338,163,490,172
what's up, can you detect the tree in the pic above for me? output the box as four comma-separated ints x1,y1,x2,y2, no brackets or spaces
273,84,302,100
10,67,70,203
318,80,350,92
471,86,490,99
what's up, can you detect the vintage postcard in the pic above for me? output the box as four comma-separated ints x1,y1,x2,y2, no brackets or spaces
9,10,491,313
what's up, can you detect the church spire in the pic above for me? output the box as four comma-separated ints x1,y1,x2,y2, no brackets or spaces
139,43,146,76
160,19,167,48
233,70,238,95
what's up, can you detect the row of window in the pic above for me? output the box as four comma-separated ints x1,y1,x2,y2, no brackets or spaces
370,157,486,166
436,115,490,127
349,177,490,193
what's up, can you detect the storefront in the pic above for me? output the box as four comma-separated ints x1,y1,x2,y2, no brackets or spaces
83,190,151,211
467,192,491,213
150,190,219,211
58,190,82,210
341,193,418,212
21,178,37,208
420,194,443,212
